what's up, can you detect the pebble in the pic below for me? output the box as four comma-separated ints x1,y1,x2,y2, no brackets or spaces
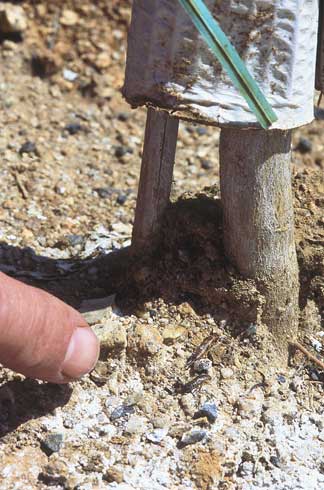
130,324,163,357
125,415,147,435
65,122,83,135
117,112,130,122
63,69,78,82
237,395,263,419
246,324,257,337
115,145,130,159
194,402,218,423
152,416,170,429
146,428,168,444
66,234,84,247
38,462,68,487
0,4,27,34
103,467,124,483
200,159,213,170
19,141,38,155
180,394,197,417
295,137,312,154
178,429,207,448
125,389,144,407
162,325,187,345
90,361,112,385
60,9,79,27
93,321,127,359
41,433,64,456
277,374,286,384
193,358,212,374
116,193,128,205
110,405,135,421
220,367,234,379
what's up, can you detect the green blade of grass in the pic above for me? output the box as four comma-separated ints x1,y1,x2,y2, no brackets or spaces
178,0,278,129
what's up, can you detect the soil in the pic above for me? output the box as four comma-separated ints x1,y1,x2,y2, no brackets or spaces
0,2,323,490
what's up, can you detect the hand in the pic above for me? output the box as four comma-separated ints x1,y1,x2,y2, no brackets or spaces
0,272,99,383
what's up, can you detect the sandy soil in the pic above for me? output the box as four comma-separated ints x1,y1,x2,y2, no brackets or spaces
0,3,323,490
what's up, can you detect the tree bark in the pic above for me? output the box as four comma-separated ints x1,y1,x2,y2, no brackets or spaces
132,108,179,252
220,129,299,350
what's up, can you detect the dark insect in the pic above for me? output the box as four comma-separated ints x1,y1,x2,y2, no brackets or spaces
186,333,218,369
180,374,211,394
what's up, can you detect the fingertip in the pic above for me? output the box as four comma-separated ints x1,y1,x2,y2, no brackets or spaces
60,326,99,381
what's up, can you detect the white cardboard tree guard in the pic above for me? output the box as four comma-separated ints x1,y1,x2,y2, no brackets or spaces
124,0,318,130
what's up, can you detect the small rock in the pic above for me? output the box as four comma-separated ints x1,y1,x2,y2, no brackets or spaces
111,222,132,235
63,69,78,82
246,324,257,337
200,159,213,170
196,127,207,136
180,394,197,417
19,141,38,156
128,324,163,358
125,389,144,407
95,52,111,70
94,322,127,359
65,122,83,135
289,377,303,393
270,455,281,468
90,361,112,386
31,49,62,78
178,429,207,448
237,395,263,419
295,137,312,154
125,415,147,435
116,193,128,205
103,467,124,484
110,405,135,421
162,325,187,345
115,145,131,159
0,4,27,34
152,416,170,429
178,302,196,317
80,295,115,325
41,433,64,456
220,367,234,380
95,187,114,199
66,234,83,247
60,9,79,27
277,374,286,384
38,462,68,487
117,112,130,122
194,402,218,424
193,358,212,374
146,428,168,444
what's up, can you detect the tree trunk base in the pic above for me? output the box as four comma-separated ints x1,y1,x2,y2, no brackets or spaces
220,128,299,354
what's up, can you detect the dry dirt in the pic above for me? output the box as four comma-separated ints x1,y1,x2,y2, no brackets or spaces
0,2,323,490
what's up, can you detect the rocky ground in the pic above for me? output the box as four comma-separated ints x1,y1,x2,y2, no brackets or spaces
0,2,324,490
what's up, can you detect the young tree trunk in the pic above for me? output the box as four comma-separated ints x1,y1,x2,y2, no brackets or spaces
220,128,299,351
132,108,179,252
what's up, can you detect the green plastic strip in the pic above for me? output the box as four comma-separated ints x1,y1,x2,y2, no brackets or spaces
178,0,278,129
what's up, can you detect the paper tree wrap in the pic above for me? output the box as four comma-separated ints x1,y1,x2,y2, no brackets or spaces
123,0,319,129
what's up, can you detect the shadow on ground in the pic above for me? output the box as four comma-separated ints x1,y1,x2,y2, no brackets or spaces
0,379,72,438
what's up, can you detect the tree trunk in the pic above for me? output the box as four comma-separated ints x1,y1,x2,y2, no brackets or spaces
220,128,299,351
132,108,179,252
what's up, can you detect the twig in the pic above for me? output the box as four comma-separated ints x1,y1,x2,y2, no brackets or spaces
289,341,324,371
13,172,28,199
